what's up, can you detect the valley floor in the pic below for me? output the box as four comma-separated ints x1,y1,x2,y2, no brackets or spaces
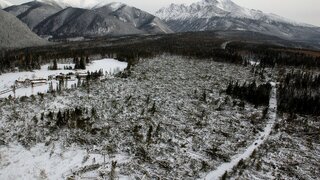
0,55,319,179
0,59,127,98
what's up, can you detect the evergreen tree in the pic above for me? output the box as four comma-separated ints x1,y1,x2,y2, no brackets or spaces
80,56,86,69
53,59,58,70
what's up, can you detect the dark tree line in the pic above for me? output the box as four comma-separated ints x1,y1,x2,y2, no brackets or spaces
278,71,320,115
0,32,248,73
45,106,98,132
0,51,41,72
229,42,320,69
2,32,319,74
226,81,272,106
259,51,320,68
86,70,104,79
47,56,89,70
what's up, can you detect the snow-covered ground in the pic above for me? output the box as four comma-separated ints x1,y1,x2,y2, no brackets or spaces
0,55,269,179
230,94,320,179
0,59,127,98
221,41,231,50
0,142,130,179
204,82,277,179
1,55,318,179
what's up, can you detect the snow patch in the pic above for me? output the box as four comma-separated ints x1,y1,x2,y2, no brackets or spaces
0,142,130,180
221,41,231,50
0,58,127,98
108,2,125,10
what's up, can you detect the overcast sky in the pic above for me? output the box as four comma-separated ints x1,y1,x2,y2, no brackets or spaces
10,0,320,26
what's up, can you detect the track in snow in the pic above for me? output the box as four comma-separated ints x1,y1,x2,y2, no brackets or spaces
204,82,277,180
221,41,231,50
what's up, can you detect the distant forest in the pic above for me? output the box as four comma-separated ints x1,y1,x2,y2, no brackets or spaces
1,32,320,73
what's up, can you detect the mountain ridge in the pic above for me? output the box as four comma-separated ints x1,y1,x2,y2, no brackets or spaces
37,0,117,9
33,2,173,38
5,1,62,30
156,0,320,42
4,1,172,38
156,0,310,27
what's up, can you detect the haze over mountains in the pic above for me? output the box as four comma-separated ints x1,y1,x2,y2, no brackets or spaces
156,0,320,43
0,0,12,9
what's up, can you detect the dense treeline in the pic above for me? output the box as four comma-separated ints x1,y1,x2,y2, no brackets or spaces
0,32,246,73
278,71,320,115
259,50,320,68
226,81,272,106
1,32,320,73
229,42,320,69
0,51,42,72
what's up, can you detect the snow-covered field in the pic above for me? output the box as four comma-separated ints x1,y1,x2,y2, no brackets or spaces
0,142,131,179
0,59,127,98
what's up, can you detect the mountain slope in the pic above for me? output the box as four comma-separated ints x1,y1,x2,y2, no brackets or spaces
34,3,172,38
38,0,109,9
0,0,12,9
107,3,172,34
4,1,62,30
0,9,47,49
156,0,320,42
37,0,127,9
157,0,301,25
37,0,72,8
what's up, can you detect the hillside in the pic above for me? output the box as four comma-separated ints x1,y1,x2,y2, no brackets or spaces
0,9,47,49
4,1,62,30
34,3,172,38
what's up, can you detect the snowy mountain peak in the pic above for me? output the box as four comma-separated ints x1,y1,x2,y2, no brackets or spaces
36,0,129,10
93,2,126,10
156,0,319,42
202,0,231,5
157,0,244,20
107,2,125,9
37,0,72,8
37,0,99,9
0,0,13,9
156,0,307,27
192,0,236,9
